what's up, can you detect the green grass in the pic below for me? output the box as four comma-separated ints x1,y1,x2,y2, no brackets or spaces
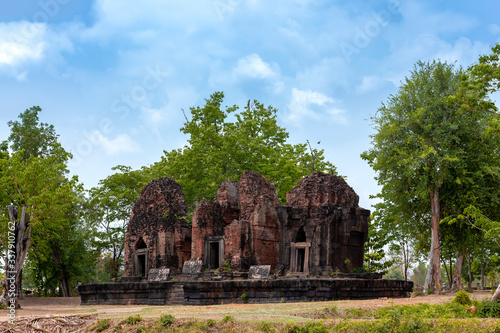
82,297,500,333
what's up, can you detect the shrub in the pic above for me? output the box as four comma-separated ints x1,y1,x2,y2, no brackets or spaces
159,314,175,327
285,322,330,333
241,292,249,304
477,300,500,318
453,290,472,305
221,315,235,323
94,319,111,332
352,267,367,273
125,314,142,325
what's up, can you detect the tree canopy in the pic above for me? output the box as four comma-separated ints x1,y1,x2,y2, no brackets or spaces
149,91,335,208
362,59,499,293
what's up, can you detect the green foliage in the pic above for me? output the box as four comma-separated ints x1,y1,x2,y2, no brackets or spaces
453,290,472,305
476,300,500,318
3,106,59,160
221,315,234,323
352,267,367,273
93,319,111,332
149,92,335,208
374,302,474,320
411,262,428,288
383,267,405,280
0,106,88,297
362,58,500,292
125,314,142,325
218,260,233,273
257,322,278,332
241,292,249,303
86,165,150,280
345,308,371,318
159,314,175,327
285,321,330,333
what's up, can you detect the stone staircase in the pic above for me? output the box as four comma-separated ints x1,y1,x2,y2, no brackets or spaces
168,283,185,305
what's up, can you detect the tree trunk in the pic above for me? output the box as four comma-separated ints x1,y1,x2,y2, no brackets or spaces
403,242,408,281
492,285,500,301
424,188,441,294
51,249,72,297
423,233,435,294
481,262,485,289
442,256,451,288
448,257,453,287
452,249,465,290
467,253,472,291
0,206,32,307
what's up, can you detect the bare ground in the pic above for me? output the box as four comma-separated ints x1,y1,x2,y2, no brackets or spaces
1,290,493,321
0,291,496,332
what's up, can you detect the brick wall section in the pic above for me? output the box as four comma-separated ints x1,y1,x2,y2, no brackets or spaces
124,177,191,276
286,172,359,209
191,200,224,260
217,181,240,225
238,170,280,221
277,172,369,273
223,219,251,270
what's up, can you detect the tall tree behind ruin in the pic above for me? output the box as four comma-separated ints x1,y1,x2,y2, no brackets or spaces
86,165,150,280
149,91,336,208
361,60,498,294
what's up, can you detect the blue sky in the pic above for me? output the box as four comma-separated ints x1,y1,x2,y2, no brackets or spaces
0,0,499,209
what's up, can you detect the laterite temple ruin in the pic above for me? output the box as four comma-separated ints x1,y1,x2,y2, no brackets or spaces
124,170,369,277
79,171,413,305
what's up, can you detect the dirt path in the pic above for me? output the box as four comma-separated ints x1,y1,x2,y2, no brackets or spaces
0,290,493,322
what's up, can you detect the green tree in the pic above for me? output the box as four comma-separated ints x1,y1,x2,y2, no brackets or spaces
150,92,335,208
361,60,496,293
87,165,149,280
25,200,95,296
411,262,428,289
0,144,78,300
0,107,80,301
3,106,59,160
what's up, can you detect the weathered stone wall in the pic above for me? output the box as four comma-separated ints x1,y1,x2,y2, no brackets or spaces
224,170,281,270
79,279,413,306
191,200,225,261
287,172,359,209
217,180,240,225
124,171,369,278
124,177,191,276
223,219,252,270
277,172,369,274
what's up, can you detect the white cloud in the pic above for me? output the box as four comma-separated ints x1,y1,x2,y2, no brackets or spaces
91,131,140,155
0,21,74,80
232,53,277,79
287,88,347,124
0,22,47,67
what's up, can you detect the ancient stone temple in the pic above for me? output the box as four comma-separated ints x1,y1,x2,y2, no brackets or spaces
278,173,369,275
124,170,369,277
123,178,191,277
81,171,412,306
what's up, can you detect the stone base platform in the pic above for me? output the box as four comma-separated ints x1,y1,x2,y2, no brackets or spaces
78,278,413,306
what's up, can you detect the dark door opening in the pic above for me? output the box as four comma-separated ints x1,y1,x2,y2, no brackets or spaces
296,248,305,272
209,242,220,269
137,254,146,277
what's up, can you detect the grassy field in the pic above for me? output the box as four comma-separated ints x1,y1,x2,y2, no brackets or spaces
2,290,500,332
